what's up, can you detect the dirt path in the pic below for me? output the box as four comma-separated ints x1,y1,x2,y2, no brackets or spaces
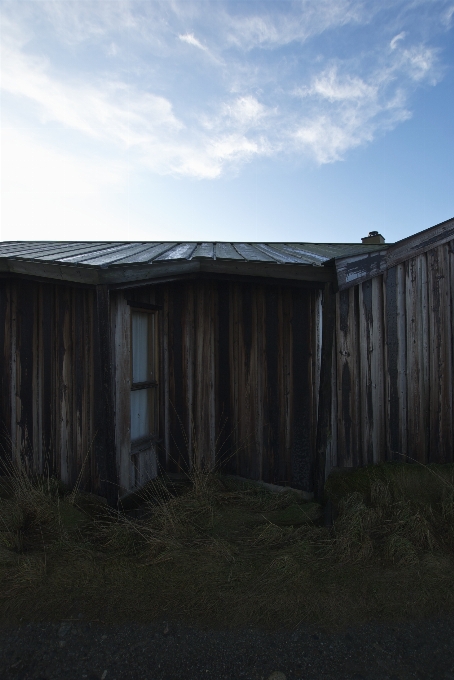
1,615,454,680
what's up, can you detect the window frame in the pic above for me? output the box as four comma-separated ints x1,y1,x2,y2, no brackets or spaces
128,301,161,454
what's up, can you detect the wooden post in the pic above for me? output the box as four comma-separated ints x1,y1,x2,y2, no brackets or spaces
314,282,336,502
93,285,118,507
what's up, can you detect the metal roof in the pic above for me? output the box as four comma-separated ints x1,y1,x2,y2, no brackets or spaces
0,241,387,267
0,240,389,286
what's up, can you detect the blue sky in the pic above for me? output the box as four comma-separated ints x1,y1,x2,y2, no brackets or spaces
1,0,453,244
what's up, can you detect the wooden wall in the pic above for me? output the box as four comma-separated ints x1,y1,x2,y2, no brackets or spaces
1,277,322,498
330,241,454,471
8,245,451,499
0,279,107,493
151,280,322,492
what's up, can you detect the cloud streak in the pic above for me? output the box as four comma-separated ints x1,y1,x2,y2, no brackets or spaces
179,33,208,51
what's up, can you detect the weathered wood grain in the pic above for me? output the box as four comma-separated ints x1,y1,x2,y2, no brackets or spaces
387,217,454,269
359,277,386,465
93,285,118,504
427,245,452,462
335,287,361,467
314,283,336,499
0,283,12,466
111,291,131,492
384,264,407,461
336,250,387,290
405,254,430,463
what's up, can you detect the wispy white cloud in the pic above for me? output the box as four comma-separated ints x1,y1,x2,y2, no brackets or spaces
1,33,183,144
289,41,438,164
295,67,377,102
222,0,368,50
0,0,451,183
390,31,406,50
442,5,454,26
399,45,439,82
179,33,207,51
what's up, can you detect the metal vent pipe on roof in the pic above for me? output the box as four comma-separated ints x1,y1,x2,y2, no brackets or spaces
361,231,385,245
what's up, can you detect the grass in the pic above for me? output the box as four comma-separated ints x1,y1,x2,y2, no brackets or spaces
1,458,454,632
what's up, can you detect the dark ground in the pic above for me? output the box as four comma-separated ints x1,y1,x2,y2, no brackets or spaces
1,615,454,680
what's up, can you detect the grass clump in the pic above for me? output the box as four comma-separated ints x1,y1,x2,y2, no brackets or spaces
1,458,454,632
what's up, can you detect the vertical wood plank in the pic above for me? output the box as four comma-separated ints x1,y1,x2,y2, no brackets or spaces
10,283,17,466
93,284,117,505
161,286,170,473
256,285,266,482
385,264,407,461
0,282,12,467
291,288,312,491
32,285,42,474
208,282,217,470
57,287,72,485
216,281,232,473
326,325,338,475
184,283,194,466
427,244,452,462
112,291,131,493
314,283,336,499
450,239,454,463
313,289,323,423
17,282,36,473
170,283,187,473
281,287,293,484
265,286,279,484
41,284,54,478
335,287,361,467
229,284,240,476
247,283,257,480
396,263,408,460
85,289,96,492
406,254,430,463
359,277,386,465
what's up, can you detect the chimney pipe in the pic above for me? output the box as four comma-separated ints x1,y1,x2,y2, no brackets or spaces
362,231,385,245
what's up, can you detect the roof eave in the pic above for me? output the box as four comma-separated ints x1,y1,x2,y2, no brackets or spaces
0,257,336,286
335,216,454,290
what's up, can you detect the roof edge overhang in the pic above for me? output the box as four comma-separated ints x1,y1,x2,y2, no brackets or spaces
0,257,336,286
335,216,454,290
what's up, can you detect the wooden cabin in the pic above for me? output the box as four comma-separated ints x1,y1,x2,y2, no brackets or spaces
0,217,453,504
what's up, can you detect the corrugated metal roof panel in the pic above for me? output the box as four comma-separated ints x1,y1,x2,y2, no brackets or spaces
0,240,389,268
264,243,326,264
191,242,214,259
214,243,244,260
114,243,178,264
65,243,139,265
155,243,198,260
232,243,277,262
252,243,305,264
34,243,119,261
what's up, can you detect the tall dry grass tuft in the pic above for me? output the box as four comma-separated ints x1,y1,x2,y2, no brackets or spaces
0,458,65,554
324,461,454,568
1,451,454,631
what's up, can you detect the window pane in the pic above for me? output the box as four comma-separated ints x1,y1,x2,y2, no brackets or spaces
130,388,157,441
132,312,149,383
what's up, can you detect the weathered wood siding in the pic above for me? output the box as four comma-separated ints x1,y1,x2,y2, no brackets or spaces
111,281,322,494
1,277,322,496
148,280,323,492
0,279,102,491
330,240,454,470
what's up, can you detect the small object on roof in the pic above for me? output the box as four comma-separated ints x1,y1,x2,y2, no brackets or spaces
361,231,385,245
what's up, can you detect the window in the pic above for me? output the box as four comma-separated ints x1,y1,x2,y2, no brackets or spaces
130,309,159,447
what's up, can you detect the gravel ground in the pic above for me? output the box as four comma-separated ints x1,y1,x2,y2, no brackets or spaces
2,615,454,680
